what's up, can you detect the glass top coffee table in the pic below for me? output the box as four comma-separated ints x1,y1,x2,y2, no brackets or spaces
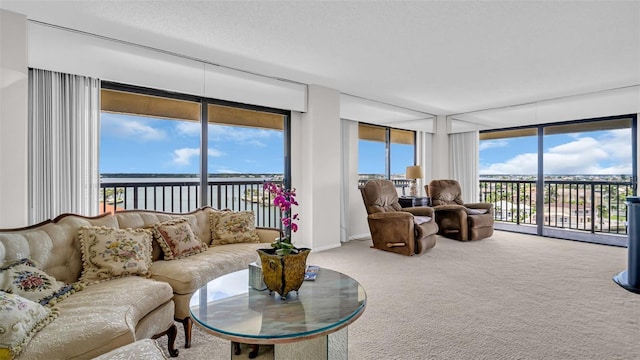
189,267,366,359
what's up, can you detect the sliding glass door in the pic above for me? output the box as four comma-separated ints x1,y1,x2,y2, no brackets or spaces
480,115,636,244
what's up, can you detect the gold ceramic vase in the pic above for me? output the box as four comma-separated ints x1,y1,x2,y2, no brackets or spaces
257,248,311,300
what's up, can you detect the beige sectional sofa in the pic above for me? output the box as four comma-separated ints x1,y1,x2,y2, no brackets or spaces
0,206,279,359
115,207,279,348
0,213,178,359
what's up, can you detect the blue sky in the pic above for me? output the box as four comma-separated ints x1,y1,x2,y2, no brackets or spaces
358,140,414,175
480,129,632,175
100,113,632,176
100,113,284,174
101,112,415,175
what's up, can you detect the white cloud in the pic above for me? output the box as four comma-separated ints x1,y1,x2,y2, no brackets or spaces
172,123,278,149
479,140,509,151
171,147,225,167
481,153,538,174
216,168,240,174
102,116,166,141
598,129,631,163
480,130,632,175
208,149,224,157
176,122,200,137
172,148,199,166
208,125,278,144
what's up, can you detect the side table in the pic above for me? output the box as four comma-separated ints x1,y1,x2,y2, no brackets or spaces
190,268,366,359
398,196,431,208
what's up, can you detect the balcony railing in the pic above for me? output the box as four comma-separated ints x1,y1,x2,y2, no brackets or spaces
99,178,283,228
479,178,634,235
101,176,633,240
357,179,413,194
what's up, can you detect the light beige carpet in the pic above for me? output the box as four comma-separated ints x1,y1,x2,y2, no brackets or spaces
157,231,640,359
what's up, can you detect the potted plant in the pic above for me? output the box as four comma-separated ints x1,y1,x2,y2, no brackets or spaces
257,182,310,299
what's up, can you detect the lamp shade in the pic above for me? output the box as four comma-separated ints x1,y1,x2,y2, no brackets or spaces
406,165,422,179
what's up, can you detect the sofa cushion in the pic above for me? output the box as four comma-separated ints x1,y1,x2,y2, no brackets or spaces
115,208,216,250
78,226,153,284
210,211,260,245
17,277,173,360
0,258,82,307
152,218,207,260
0,291,59,360
150,243,267,294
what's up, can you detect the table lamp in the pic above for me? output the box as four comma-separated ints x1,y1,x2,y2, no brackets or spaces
406,165,422,197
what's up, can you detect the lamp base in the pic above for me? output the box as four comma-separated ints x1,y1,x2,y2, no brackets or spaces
409,181,417,197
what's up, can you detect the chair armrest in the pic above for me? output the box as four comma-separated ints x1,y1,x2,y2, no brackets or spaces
403,207,434,217
465,203,493,210
432,204,467,212
465,203,494,216
432,204,468,220
368,211,413,220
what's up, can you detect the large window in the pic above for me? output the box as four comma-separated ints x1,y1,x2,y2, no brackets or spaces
358,123,416,181
99,83,289,221
479,115,637,244
390,128,416,180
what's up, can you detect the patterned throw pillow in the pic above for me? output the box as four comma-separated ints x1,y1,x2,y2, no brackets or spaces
152,218,207,260
210,210,260,245
0,259,83,307
78,226,153,284
0,291,59,359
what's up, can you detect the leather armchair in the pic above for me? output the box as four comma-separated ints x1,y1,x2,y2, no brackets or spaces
427,179,494,241
360,180,438,256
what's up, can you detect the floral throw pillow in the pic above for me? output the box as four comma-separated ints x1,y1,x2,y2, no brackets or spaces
0,259,83,307
78,226,153,284
210,210,260,245
152,218,207,260
0,291,59,359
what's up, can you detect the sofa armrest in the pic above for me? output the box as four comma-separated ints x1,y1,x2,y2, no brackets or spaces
256,227,281,243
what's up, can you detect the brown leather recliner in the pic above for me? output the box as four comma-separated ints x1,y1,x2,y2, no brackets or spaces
427,179,494,241
360,180,438,256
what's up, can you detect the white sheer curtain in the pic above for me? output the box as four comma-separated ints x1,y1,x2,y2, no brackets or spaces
28,69,100,222
340,119,352,243
416,131,433,196
450,131,479,203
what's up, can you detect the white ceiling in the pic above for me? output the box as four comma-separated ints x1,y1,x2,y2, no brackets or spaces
2,1,639,130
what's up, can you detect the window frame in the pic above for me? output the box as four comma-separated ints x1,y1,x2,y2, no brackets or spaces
100,81,292,206
358,122,416,180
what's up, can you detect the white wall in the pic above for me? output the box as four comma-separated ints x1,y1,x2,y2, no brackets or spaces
0,10,28,227
344,120,370,240
432,115,451,179
293,85,342,251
